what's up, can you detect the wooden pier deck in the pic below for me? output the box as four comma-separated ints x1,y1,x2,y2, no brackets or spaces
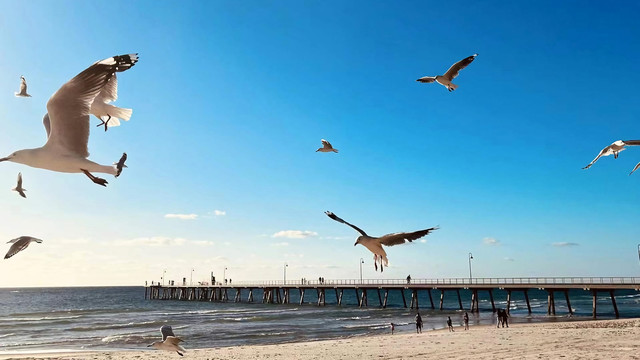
145,277,640,319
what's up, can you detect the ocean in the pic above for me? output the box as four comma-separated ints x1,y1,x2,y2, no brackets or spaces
1,286,639,355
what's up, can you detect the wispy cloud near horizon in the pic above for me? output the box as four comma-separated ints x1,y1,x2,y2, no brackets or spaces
483,237,501,246
164,213,198,220
552,242,579,247
272,230,318,239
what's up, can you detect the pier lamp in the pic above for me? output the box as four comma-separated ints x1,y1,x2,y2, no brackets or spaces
284,263,288,284
190,268,195,286
162,269,167,286
359,258,364,284
223,267,228,284
468,253,474,283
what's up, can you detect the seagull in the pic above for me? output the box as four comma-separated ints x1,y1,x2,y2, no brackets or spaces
630,162,640,176
4,236,43,259
316,139,338,153
148,325,186,356
12,172,26,198
90,74,133,131
0,54,138,187
324,211,438,272
114,153,127,177
15,76,31,97
416,54,478,91
582,140,640,169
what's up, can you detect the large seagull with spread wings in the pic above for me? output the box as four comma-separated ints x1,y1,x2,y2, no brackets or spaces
417,54,478,91
582,140,640,169
325,211,438,272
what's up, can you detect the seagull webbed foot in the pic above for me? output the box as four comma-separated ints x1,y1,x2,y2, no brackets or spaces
81,169,108,187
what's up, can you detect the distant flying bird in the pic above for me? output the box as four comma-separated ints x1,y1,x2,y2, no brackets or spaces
12,172,26,198
4,236,43,259
324,211,438,272
90,74,133,131
416,54,478,91
630,162,640,176
316,139,338,153
114,153,127,177
148,325,186,356
15,76,31,97
0,54,139,187
582,140,640,169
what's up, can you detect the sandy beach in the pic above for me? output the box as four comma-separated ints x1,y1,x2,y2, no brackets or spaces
2,318,640,360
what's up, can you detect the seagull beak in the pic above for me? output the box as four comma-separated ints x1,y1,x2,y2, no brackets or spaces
0,157,10,162
354,242,358,246
147,344,152,347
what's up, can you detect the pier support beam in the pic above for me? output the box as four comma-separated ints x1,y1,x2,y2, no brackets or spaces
401,289,407,308
506,290,512,315
427,289,435,309
383,290,389,308
377,289,383,307
524,290,531,314
547,290,556,315
456,289,463,310
248,289,254,302
338,289,344,306
489,289,496,312
610,290,619,319
564,290,572,315
439,290,444,310
299,289,305,305
592,290,597,319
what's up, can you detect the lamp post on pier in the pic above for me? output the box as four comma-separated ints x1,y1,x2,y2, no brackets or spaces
283,263,288,284
223,267,228,284
468,253,474,283
359,258,364,284
162,269,166,286
190,268,194,286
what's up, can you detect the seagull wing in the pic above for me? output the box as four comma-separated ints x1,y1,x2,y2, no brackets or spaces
630,162,640,175
442,54,478,81
324,211,368,237
582,145,611,169
321,139,333,149
4,237,40,259
93,74,119,104
44,54,138,158
160,325,175,341
416,76,437,83
622,140,640,146
164,336,184,345
16,172,22,188
378,227,438,247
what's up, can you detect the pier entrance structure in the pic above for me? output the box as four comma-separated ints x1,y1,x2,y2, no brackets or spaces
145,277,640,319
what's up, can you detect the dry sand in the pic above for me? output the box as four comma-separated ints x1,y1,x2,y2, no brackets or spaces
2,318,640,360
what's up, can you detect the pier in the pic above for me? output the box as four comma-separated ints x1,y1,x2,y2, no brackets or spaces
145,277,640,319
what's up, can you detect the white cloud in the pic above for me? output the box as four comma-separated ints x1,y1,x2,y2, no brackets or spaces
552,242,579,247
272,230,318,239
213,210,226,216
504,257,515,261
271,242,289,247
165,213,198,220
110,237,187,247
483,237,501,246
191,240,214,246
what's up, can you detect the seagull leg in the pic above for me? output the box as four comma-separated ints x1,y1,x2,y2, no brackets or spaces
115,153,127,177
373,254,378,272
177,352,183,356
81,169,108,187
96,115,112,132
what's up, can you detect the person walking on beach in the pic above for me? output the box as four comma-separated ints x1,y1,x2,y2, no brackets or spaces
447,316,454,332
415,312,423,334
463,312,469,330
390,322,395,334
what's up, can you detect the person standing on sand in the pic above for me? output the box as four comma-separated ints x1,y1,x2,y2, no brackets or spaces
447,316,454,332
390,322,395,334
463,312,469,330
415,312,423,334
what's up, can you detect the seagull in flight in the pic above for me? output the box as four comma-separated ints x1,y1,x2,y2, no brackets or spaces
4,236,43,259
416,54,478,91
630,162,640,176
582,140,640,169
90,74,133,131
0,54,138,186
316,139,338,153
15,76,31,97
12,172,26,198
324,211,438,272
148,325,186,356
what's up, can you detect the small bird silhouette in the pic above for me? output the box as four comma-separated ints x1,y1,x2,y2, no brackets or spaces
12,172,26,198
316,139,338,153
15,76,32,97
417,54,478,91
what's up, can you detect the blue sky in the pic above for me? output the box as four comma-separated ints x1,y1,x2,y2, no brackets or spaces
1,1,639,286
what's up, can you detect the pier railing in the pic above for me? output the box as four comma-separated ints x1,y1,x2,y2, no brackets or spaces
154,276,640,287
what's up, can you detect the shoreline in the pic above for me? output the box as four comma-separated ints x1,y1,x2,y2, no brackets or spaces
2,318,639,360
